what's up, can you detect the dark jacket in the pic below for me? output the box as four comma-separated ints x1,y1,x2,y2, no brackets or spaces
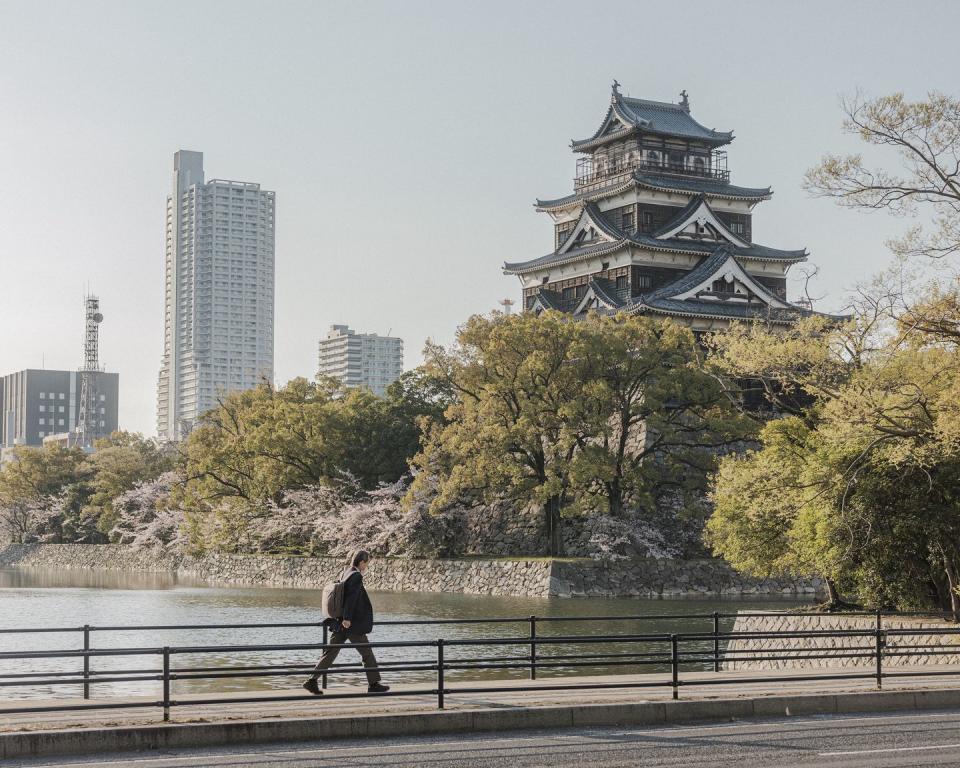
341,570,374,635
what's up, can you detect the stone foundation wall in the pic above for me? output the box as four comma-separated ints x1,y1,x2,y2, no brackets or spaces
725,613,960,669
0,544,823,599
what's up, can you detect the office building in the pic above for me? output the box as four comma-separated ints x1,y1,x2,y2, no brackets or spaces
157,150,275,441
0,369,119,451
317,325,403,396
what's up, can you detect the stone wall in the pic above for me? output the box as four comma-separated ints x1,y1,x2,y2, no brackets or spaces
0,544,823,599
725,612,960,670
549,559,821,599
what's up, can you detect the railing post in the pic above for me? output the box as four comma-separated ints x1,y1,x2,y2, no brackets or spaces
82,624,91,700
321,623,328,690
875,627,883,690
529,615,537,681
670,634,679,700
437,639,445,710
712,612,720,673
162,647,170,723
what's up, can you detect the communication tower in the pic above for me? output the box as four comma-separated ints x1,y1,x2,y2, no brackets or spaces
498,298,515,315
74,295,104,448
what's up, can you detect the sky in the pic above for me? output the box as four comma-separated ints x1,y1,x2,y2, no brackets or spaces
1,0,958,436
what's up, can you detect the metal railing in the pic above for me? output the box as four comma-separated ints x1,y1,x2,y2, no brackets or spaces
2,611,960,722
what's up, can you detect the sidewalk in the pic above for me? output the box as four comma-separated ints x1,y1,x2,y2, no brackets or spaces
3,667,960,759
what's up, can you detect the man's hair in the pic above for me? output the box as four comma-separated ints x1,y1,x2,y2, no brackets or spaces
347,549,370,569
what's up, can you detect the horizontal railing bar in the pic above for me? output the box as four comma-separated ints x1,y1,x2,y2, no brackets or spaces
0,673,163,688
0,700,163,715
678,671,879,687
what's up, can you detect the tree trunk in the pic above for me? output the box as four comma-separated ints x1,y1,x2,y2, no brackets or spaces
607,480,622,517
945,559,960,622
825,578,842,608
545,496,564,557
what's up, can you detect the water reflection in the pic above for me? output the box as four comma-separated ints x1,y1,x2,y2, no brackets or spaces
0,567,810,700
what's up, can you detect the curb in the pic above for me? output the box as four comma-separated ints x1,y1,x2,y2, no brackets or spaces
3,688,960,760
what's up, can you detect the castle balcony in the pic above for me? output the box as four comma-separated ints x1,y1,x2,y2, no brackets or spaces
574,150,729,191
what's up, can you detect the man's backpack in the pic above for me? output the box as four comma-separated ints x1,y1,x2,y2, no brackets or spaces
322,579,346,619
322,568,356,619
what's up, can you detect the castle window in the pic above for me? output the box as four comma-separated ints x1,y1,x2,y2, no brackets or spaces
601,262,609,271
575,284,586,298
542,276,549,284
562,287,575,301
712,279,732,294
636,273,653,289
641,211,653,232
730,221,746,236
615,275,627,290
647,151,660,166
621,210,635,232
693,156,706,174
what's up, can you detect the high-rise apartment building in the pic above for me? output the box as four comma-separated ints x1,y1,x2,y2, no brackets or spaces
0,369,119,451
317,325,403,396
157,151,275,441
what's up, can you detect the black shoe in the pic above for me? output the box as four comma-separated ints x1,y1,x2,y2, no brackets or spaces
302,678,323,695
368,682,390,693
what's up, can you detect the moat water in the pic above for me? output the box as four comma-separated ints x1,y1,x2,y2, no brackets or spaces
0,567,809,700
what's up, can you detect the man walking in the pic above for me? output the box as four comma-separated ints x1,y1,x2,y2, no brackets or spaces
303,549,390,695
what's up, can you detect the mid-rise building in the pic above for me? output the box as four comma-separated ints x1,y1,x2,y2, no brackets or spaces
157,150,276,441
504,82,834,328
0,369,119,451
317,325,403,396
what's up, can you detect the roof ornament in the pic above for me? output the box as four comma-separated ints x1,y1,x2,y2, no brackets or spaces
611,79,621,102
679,89,690,112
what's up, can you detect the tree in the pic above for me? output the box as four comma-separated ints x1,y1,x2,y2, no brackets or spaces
84,431,178,538
0,445,89,543
565,313,753,517
804,91,960,262
412,311,752,555
413,311,583,555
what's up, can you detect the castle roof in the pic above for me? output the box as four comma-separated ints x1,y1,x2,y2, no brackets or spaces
504,202,805,276
571,88,734,152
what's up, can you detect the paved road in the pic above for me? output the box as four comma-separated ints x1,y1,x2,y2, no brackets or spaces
8,710,960,767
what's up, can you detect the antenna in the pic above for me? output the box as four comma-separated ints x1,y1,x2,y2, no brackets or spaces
73,294,104,449
498,298,516,315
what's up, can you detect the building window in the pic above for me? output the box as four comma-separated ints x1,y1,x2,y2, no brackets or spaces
712,279,732,294
561,286,575,301
615,275,628,290
99,394,106,402
621,211,635,232
59,406,65,413
636,273,653,289
542,276,549,284
38,432,45,438
59,393,65,400
641,211,653,232
601,262,609,271
39,418,45,425
39,392,45,399
58,419,64,426
39,405,45,412
647,151,660,166
693,156,706,174
730,221,746,236
575,284,586,298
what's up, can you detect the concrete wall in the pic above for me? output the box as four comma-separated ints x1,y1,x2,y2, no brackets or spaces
0,544,822,599
725,612,960,669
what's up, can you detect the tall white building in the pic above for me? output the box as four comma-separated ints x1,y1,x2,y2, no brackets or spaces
157,150,275,441
317,325,403,396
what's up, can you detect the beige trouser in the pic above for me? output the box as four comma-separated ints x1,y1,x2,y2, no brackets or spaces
310,631,381,686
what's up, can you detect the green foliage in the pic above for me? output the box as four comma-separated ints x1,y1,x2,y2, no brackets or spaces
179,374,446,548
412,311,751,555
706,298,960,611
